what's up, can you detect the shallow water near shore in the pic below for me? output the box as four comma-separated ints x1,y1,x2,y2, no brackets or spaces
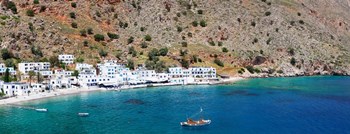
1,76,350,133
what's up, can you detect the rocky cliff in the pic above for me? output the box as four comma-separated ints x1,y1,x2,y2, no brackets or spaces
0,0,349,76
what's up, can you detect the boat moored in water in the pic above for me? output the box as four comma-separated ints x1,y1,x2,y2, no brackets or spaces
180,118,211,127
78,113,89,117
35,108,48,112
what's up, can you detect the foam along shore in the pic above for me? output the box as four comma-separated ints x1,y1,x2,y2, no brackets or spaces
0,77,244,106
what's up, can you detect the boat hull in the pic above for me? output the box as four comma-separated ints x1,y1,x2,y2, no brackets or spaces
180,120,211,127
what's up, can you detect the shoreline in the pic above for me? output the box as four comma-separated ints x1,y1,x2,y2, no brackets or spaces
0,77,245,106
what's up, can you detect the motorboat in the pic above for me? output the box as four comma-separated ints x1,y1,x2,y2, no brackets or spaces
78,113,89,117
180,118,211,127
35,108,48,112
180,107,211,127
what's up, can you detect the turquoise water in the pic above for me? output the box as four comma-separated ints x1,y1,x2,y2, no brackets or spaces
1,76,350,134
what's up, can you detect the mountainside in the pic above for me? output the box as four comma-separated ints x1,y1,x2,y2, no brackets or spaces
0,0,350,76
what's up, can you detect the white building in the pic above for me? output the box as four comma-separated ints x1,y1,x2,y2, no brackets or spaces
30,83,45,93
190,67,217,79
50,76,77,89
58,54,75,64
18,62,50,74
0,63,16,75
76,63,93,71
53,69,73,77
97,61,125,78
168,67,194,84
2,82,30,96
78,72,118,87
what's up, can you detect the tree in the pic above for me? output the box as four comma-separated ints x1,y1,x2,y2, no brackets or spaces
99,49,108,57
39,5,46,12
144,35,152,41
180,58,190,68
31,46,43,57
1,49,13,60
159,47,168,56
72,70,79,78
3,68,10,82
140,42,148,48
37,71,42,83
26,9,35,17
49,56,60,67
28,71,36,86
94,34,105,41
197,10,203,14
126,59,135,70
107,32,119,39
148,48,159,61
214,58,224,67
5,1,17,14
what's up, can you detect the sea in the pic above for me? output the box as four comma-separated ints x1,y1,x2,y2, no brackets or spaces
0,76,350,134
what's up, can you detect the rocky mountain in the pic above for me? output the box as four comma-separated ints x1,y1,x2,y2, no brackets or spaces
0,0,349,76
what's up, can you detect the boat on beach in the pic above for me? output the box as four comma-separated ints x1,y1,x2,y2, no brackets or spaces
35,108,48,112
78,113,89,117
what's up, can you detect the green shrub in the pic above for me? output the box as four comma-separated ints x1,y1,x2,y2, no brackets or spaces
222,47,228,53
5,1,17,14
144,35,152,41
1,49,14,60
251,21,256,27
39,6,46,12
159,48,168,56
26,9,35,17
277,70,283,74
107,32,119,39
265,11,271,16
214,58,224,67
290,57,297,66
99,49,108,57
140,27,145,32
33,0,39,4
128,36,134,44
246,66,255,74
192,21,198,27
71,22,78,28
80,29,87,37
71,2,77,8
87,28,93,35
200,20,207,27
197,10,203,14
218,42,223,46
181,42,188,47
177,26,183,32
181,58,190,68
140,42,148,48
31,46,43,57
94,34,105,42
208,41,215,46
69,12,76,19
83,40,88,46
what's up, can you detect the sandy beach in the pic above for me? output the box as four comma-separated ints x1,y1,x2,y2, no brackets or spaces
0,77,244,106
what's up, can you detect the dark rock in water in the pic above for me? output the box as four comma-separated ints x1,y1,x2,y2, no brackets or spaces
189,92,202,96
266,91,275,94
224,90,248,96
86,105,98,108
245,93,259,96
124,99,145,105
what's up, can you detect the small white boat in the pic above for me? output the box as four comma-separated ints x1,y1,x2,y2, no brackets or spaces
78,113,89,117
180,119,211,127
35,108,48,112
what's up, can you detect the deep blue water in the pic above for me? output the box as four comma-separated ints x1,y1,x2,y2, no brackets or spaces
1,76,350,134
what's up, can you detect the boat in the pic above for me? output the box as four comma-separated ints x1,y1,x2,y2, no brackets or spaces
78,113,89,117
180,107,211,127
35,108,48,112
180,118,211,126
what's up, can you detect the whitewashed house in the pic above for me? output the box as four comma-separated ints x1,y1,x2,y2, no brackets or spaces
168,67,194,85
18,62,50,74
190,67,217,83
53,69,73,77
0,63,16,75
58,54,75,65
30,83,45,93
2,82,30,96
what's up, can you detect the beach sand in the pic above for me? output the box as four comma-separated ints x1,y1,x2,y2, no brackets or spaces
0,77,244,106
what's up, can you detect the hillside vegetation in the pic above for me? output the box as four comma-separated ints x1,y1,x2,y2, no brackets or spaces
0,0,349,76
